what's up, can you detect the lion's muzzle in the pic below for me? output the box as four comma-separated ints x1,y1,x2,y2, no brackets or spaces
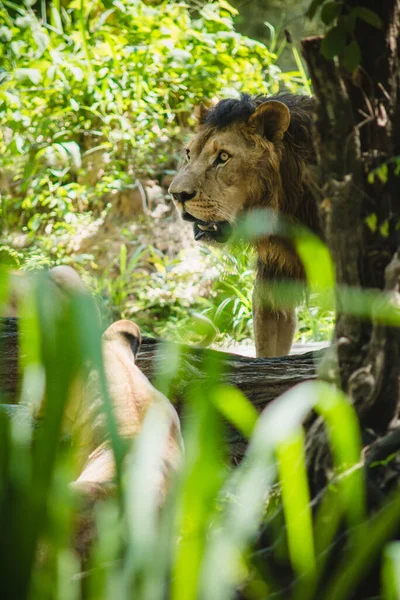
170,190,196,204
168,172,197,210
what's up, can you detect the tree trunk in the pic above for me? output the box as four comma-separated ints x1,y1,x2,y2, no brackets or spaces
302,1,400,442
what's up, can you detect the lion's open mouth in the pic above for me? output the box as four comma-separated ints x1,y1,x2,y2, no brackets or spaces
182,212,232,243
193,220,231,243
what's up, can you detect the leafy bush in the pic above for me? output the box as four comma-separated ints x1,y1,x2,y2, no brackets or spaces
90,241,333,347
0,0,280,232
93,241,254,345
0,0,331,347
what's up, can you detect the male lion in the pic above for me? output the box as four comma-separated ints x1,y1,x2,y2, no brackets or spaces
169,94,321,357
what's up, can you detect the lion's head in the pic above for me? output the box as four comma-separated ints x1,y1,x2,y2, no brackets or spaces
169,94,316,244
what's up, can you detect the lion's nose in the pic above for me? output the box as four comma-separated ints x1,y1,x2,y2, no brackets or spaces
171,191,196,204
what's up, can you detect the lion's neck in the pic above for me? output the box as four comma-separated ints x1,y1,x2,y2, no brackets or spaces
256,236,304,280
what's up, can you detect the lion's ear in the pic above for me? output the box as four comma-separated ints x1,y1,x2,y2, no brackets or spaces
248,100,290,141
102,320,142,360
193,98,218,126
193,103,208,125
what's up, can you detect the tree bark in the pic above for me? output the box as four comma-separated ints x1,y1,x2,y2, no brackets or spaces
302,1,400,438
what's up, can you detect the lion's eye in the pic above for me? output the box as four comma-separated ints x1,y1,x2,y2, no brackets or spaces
218,151,230,163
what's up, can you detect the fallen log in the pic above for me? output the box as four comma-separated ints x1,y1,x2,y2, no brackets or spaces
0,316,321,463
136,335,320,408
2,315,397,473
0,317,321,409
3,314,398,483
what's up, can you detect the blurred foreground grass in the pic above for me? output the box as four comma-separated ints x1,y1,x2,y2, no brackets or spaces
1,266,400,600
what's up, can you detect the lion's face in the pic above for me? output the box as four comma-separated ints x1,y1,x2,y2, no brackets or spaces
169,99,291,243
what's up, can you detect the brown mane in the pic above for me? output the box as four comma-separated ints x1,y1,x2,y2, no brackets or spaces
202,93,320,239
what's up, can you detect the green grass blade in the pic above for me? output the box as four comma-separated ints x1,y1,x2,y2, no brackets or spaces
276,429,316,587
382,542,400,600
316,385,366,535
172,376,228,600
211,384,258,439
324,489,400,600
2,273,82,597
0,267,10,313
15,274,44,414
122,403,179,600
291,46,312,95
70,292,127,482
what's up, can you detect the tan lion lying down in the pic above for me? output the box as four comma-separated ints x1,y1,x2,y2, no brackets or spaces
47,267,183,554
71,319,182,497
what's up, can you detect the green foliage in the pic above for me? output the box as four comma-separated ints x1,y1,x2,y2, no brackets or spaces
0,0,323,347
368,156,400,184
307,0,382,72
0,0,279,232
202,246,254,343
89,240,333,347
382,543,400,599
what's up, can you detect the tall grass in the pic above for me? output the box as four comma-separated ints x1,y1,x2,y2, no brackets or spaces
1,264,400,599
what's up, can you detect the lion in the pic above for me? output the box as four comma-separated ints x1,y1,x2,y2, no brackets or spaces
46,267,183,557
70,318,183,557
71,320,182,499
168,93,321,357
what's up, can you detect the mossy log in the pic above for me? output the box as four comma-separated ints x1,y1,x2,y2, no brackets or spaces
0,316,320,462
